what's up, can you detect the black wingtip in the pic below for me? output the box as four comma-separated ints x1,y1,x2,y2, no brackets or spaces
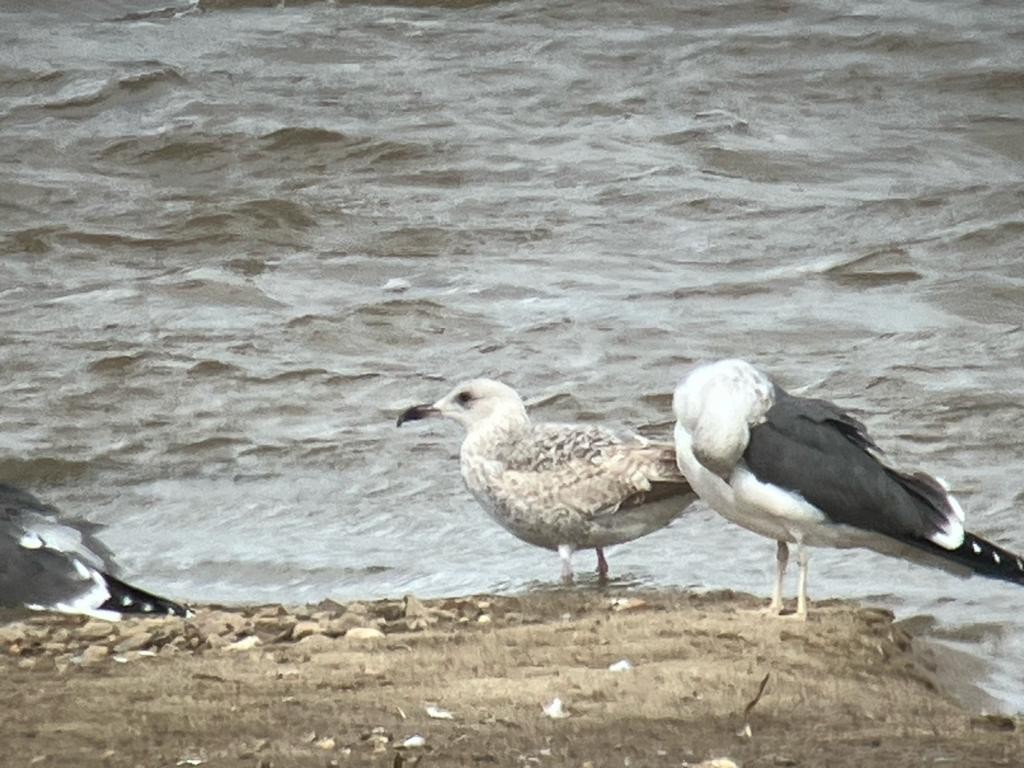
98,574,192,618
913,532,1024,587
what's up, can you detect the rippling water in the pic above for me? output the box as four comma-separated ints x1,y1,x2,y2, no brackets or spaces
1,0,1023,707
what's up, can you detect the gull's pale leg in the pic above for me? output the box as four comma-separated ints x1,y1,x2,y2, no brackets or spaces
796,543,810,619
596,547,609,581
769,540,788,614
558,544,574,583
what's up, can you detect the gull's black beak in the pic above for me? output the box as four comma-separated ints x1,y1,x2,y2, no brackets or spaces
396,403,439,427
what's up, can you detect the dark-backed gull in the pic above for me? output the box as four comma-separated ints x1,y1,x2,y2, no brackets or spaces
0,483,190,620
672,358,1024,617
397,378,696,582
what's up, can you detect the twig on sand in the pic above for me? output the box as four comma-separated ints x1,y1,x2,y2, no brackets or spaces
738,673,770,738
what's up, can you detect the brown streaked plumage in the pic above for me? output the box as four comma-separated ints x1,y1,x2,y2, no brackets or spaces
398,378,696,582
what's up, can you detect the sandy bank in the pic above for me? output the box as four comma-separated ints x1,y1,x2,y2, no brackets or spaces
0,589,1019,767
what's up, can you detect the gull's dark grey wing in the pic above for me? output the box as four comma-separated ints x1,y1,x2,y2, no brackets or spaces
0,483,190,619
743,391,959,545
0,483,117,572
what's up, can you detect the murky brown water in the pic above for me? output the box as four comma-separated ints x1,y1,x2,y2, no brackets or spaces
1,0,1023,706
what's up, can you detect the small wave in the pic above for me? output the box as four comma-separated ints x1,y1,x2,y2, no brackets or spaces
87,353,150,374
158,274,286,309
100,134,232,165
273,370,380,385
4,228,57,255
633,283,773,301
156,199,319,246
110,4,197,22
0,67,64,93
822,249,924,287
232,199,317,230
931,69,1024,93
166,436,252,454
952,220,1024,249
41,77,112,111
63,230,184,252
189,360,244,377
838,30,978,56
348,298,449,320
259,128,433,171
365,226,454,258
259,127,353,150
698,146,838,184
43,65,183,112
656,110,749,144
200,0,496,9
0,457,97,486
119,66,186,91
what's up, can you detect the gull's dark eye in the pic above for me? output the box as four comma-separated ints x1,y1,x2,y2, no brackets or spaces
456,391,473,406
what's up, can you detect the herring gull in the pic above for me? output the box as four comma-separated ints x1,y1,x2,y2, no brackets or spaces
397,378,696,582
0,483,190,620
672,358,1024,617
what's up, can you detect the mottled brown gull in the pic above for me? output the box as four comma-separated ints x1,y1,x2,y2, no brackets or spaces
1,483,190,620
397,378,696,582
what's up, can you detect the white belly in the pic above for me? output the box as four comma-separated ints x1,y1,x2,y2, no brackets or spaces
676,423,825,544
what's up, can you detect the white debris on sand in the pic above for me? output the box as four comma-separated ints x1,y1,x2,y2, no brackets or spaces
425,705,454,720
542,697,570,719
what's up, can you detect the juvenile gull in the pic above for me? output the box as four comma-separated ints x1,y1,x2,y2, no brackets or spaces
0,483,190,620
397,379,696,582
673,358,1024,617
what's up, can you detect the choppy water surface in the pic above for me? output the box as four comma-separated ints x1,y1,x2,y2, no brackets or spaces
2,0,1023,707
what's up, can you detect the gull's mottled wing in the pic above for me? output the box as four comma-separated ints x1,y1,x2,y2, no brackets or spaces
489,436,692,522
492,422,626,471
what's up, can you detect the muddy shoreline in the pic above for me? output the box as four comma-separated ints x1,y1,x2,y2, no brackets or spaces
1,589,1020,767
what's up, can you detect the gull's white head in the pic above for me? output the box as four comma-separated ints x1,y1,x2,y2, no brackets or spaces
396,378,529,431
673,359,775,478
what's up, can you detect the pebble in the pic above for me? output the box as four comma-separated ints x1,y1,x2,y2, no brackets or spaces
323,614,371,637
224,635,261,652
78,644,109,666
205,633,228,649
77,620,115,642
403,594,429,618
0,623,29,646
290,621,321,641
610,597,648,612
191,610,249,639
114,629,155,653
255,616,296,635
0,595,538,667
295,634,335,651
345,627,385,641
